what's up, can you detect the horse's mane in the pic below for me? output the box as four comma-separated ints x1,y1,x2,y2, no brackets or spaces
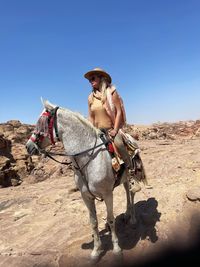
69,109,99,135
43,99,99,135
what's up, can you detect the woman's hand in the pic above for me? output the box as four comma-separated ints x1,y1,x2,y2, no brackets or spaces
108,128,118,139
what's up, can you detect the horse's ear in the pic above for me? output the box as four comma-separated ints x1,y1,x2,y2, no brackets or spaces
40,97,51,110
40,97,45,107
41,98,56,110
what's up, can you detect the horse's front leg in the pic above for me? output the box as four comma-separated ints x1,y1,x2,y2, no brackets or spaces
82,194,102,260
104,193,122,255
123,181,137,226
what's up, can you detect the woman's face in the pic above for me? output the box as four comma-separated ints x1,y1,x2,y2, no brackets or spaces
89,75,101,89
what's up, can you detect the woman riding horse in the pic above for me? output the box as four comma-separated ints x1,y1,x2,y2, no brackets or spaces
84,67,141,193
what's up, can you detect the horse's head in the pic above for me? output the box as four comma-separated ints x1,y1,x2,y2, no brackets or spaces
26,99,59,155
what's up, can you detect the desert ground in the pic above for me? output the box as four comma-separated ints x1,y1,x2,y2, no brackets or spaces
0,129,200,267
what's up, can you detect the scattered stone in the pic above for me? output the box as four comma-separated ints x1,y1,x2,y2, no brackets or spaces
186,187,200,201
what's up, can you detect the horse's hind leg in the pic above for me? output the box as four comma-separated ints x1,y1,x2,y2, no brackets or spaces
123,181,137,225
104,193,122,255
82,194,102,260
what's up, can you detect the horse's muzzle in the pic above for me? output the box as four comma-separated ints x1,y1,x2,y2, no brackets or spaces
26,140,39,155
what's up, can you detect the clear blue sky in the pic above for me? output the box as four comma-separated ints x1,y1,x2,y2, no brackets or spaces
0,0,200,125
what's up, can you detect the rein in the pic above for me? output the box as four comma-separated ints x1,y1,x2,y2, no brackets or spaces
41,139,106,161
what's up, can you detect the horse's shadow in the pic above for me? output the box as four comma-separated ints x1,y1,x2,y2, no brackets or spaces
81,197,161,259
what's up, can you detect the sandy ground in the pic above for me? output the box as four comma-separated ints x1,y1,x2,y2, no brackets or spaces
0,138,200,267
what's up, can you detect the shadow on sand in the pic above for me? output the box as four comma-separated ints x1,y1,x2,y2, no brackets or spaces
81,197,161,261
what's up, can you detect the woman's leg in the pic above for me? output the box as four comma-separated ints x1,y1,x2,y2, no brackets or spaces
114,133,132,168
114,133,141,193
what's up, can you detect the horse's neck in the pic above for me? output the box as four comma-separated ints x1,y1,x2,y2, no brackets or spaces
58,109,98,155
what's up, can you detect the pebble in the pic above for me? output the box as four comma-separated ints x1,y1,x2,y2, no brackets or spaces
186,187,200,201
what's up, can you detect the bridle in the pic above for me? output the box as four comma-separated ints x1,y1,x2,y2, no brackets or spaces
30,106,60,151
30,106,109,201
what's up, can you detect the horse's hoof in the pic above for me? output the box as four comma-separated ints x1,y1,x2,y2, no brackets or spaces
113,246,122,256
90,254,99,264
90,250,102,263
90,256,99,264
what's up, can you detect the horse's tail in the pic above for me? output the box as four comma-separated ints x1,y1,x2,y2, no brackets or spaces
140,158,148,185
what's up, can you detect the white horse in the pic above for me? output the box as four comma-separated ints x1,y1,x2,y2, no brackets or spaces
26,99,140,260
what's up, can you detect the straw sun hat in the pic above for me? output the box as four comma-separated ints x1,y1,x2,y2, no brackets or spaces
84,68,112,84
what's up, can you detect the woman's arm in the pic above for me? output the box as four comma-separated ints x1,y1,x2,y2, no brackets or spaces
109,91,122,137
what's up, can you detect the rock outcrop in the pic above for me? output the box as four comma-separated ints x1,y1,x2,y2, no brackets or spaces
0,121,34,187
125,119,200,140
0,120,72,187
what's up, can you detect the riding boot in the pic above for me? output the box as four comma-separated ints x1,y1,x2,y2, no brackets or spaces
128,169,141,193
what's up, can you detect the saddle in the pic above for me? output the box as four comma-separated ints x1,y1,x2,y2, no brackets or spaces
99,130,142,187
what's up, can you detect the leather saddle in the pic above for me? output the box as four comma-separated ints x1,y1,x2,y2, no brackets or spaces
99,129,145,188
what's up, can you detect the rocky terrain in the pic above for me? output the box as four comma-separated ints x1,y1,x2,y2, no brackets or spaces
0,119,200,267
